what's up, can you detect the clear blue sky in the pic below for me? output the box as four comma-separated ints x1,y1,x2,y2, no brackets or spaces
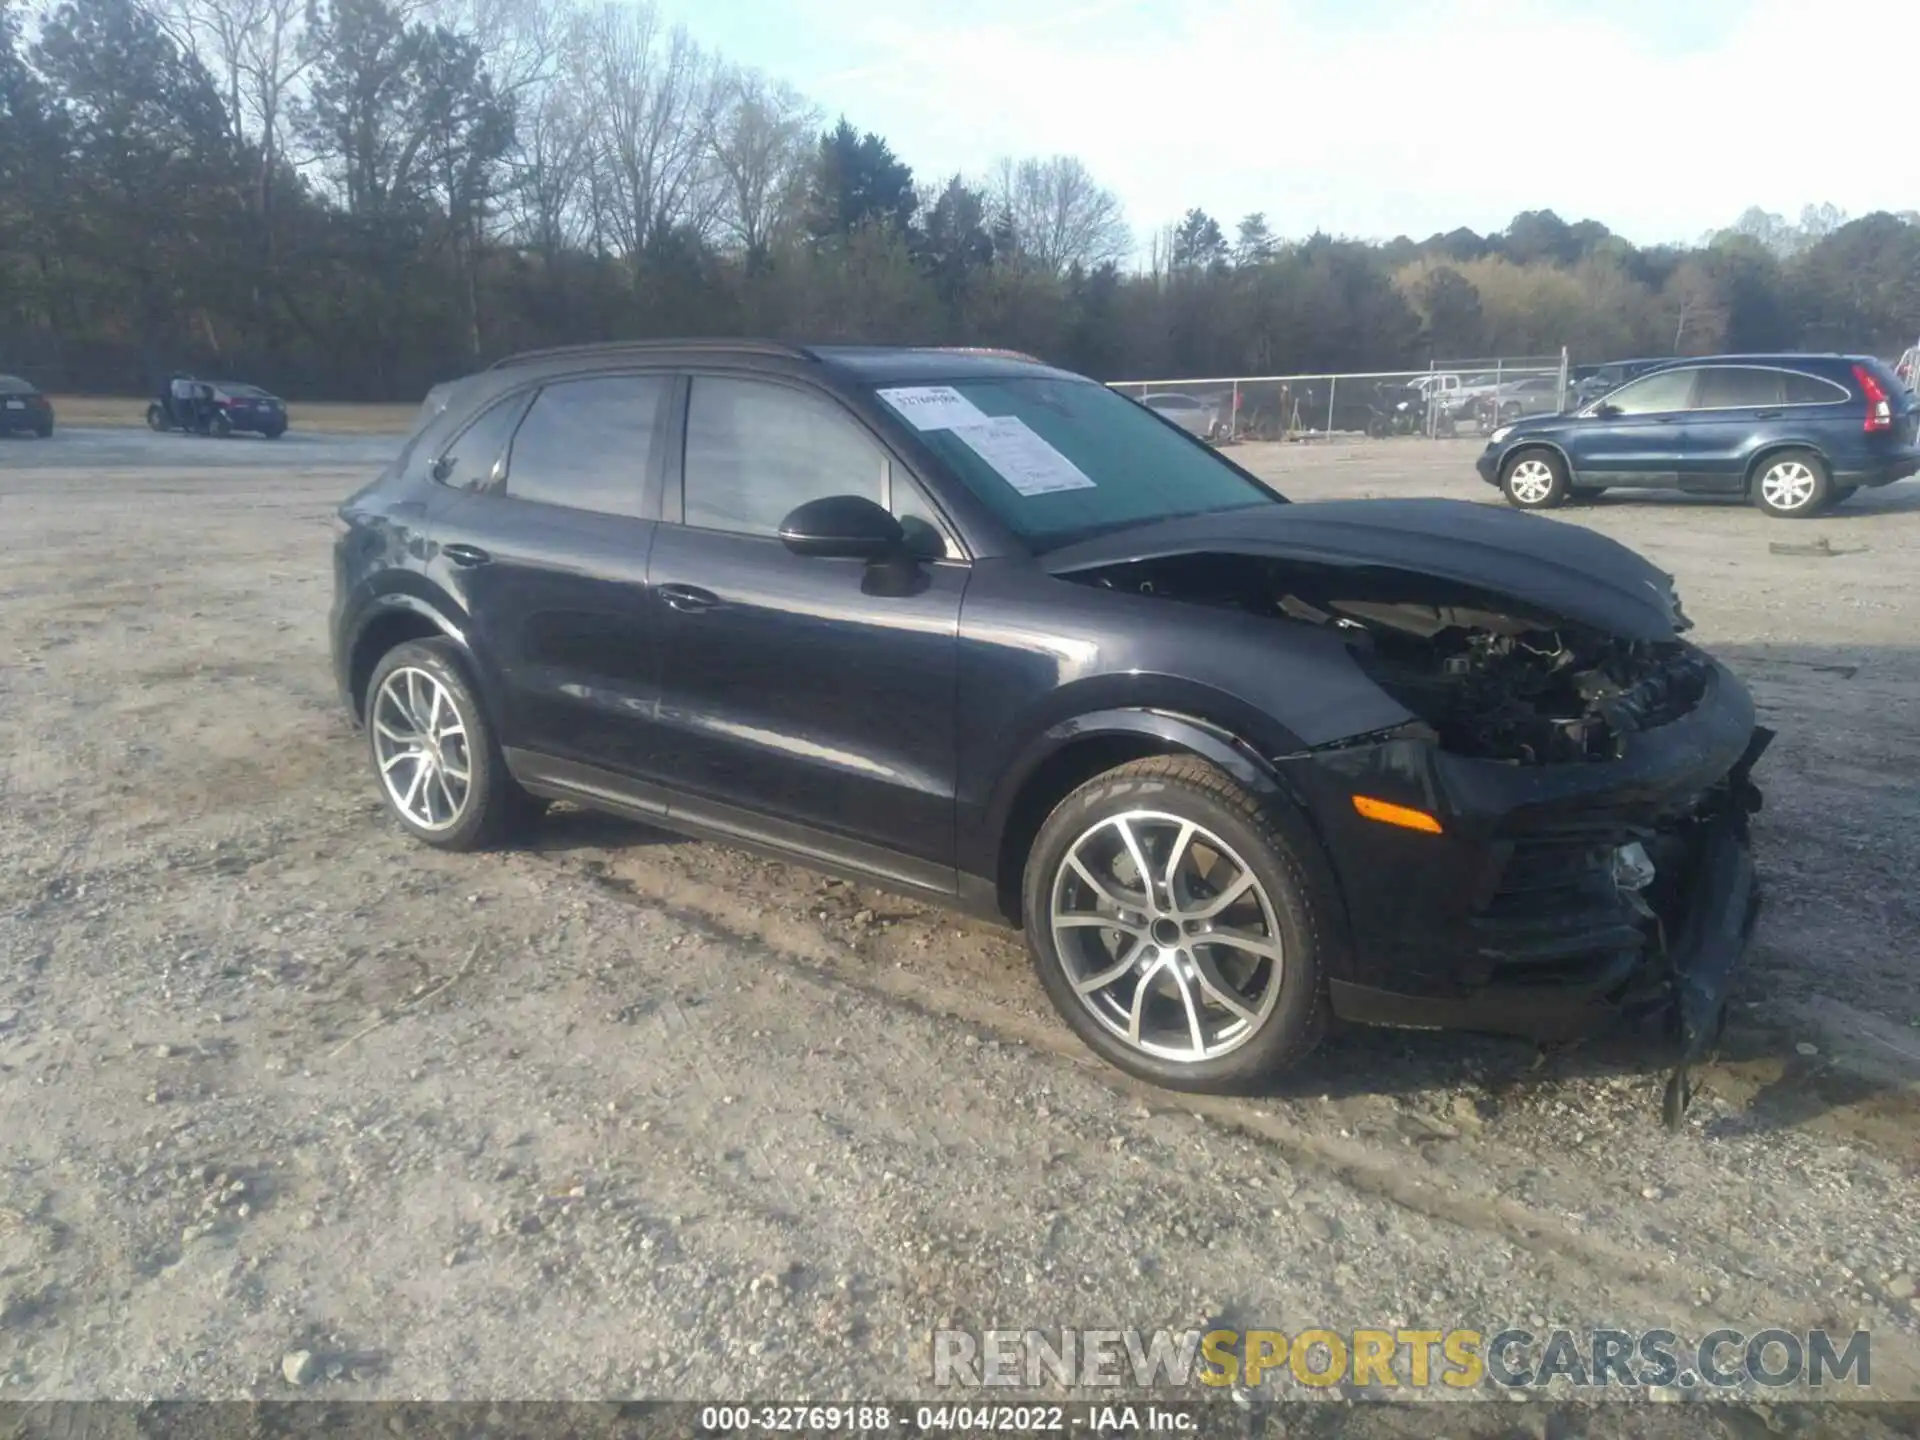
677,0,1911,248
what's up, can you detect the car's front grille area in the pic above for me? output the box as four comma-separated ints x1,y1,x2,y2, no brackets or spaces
1469,830,1648,987
1485,833,1623,915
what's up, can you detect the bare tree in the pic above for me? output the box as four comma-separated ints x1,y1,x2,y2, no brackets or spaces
505,76,591,260
707,67,814,270
572,0,720,268
152,0,312,231
991,154,1129,275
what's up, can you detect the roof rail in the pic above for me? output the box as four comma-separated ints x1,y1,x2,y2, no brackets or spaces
912,345,1046,365
487,338,814,371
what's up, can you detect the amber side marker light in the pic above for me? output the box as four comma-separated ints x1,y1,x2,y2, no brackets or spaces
1351,795,1444,834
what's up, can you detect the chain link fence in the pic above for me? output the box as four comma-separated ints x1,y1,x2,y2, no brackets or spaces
1111,351,1571,444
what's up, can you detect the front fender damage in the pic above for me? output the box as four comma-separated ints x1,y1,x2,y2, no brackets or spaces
1647,723,1771,1128
1058,546,1775,1129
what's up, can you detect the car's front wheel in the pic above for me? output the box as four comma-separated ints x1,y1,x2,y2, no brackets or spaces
1022,756,1331,1092
365,639,544,851
1500,448,1569,509
1751,449,1831,518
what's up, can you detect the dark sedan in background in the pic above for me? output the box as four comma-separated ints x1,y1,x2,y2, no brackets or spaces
213,382,289,437
0,374,54,436
1479,352,1920,517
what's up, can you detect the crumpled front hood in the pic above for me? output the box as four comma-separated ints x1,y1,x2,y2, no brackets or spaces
1043,498,1686,642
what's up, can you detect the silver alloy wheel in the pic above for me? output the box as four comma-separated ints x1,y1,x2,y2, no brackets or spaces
370,666,472,831
1759,459,1817,511
1506,457,1556,504
1049,810,1284,1063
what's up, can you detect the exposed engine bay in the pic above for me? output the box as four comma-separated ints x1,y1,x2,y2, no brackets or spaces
1073,553,1711,763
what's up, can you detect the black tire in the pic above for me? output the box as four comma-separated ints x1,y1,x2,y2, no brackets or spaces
1021,756,1333,1092
146,404,168,432
34,420,52,438
1500,447,1570,510
263,425,285,439
364,638,545,851
1750,448,1831,518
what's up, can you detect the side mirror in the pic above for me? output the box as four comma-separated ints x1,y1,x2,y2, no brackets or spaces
431,455,454,482
778,494,904,561
1592,403,1621,419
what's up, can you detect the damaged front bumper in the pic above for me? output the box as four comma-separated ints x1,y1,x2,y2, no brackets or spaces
1280,659,1772,1126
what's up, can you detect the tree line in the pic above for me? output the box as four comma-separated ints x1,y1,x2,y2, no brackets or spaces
3,0,1917,401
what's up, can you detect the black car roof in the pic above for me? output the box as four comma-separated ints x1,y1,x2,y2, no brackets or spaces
0,374,36,393
486,339,1076,385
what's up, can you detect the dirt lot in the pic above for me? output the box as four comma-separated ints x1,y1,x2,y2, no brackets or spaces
2,428,1919,1411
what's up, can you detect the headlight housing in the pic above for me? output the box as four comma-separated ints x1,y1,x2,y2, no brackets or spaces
1488,425,1513,444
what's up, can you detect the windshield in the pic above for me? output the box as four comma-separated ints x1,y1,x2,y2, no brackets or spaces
874,376,1278,549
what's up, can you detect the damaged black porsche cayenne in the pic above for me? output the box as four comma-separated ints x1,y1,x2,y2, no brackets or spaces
331,341,1771,1122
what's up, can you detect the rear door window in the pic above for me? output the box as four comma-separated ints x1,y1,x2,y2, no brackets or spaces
503,374,668,517
1780,370,1849,405
1693,367,1782,409
1601,367,1696,415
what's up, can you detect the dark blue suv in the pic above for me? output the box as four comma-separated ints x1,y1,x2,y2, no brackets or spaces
1477,354,1920,518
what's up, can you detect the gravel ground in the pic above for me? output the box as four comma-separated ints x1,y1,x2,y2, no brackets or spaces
2,430,1918,1413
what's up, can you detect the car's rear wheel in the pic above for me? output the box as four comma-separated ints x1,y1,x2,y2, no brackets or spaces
1751,449,1830,518
263,424,285,439
365,639,544,851
146,404,168,432
1500,448,1569,509
210,411,233,438
1022,756,1331,1091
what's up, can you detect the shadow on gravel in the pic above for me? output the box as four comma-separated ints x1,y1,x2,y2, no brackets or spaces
522,806,680,854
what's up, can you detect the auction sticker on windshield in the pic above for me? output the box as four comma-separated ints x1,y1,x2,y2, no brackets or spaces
952,416,1097,496
877,385,991,431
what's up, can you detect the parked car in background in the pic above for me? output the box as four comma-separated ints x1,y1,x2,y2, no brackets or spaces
1477,353,1920,517
215,382,289,437
1573,358,1676,408
331,339,1770,1116
0,374,54,436
1139,391,1224,440
1474,374,1566,431
1406,372,1464,409
147,378,288,438
1442,372,1510,418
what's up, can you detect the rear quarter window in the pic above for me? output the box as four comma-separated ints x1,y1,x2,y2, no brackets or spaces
432,391,534,492
1780,371,1849,405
